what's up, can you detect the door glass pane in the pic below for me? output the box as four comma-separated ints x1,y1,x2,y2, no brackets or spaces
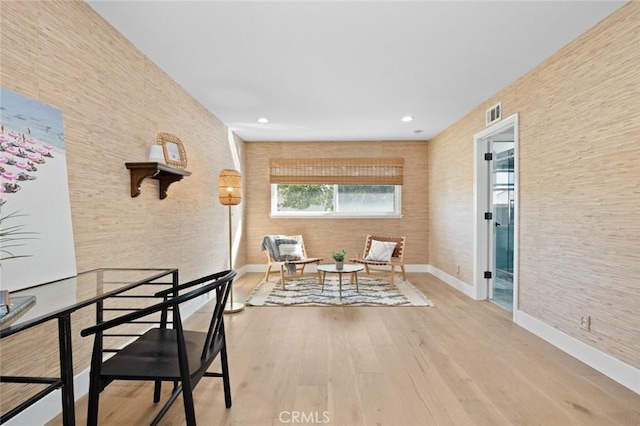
492,141,514,312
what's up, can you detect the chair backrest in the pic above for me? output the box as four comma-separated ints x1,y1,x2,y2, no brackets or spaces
153,271,235,379
175,270,235,363
82,270,237,365
363,234,406,261
264,234,309,261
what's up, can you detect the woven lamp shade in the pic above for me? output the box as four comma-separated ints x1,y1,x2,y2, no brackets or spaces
218,169,242,206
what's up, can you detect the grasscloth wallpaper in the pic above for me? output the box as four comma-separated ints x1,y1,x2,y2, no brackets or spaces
0,1,244,411
0,0,638,416
428,2,639,369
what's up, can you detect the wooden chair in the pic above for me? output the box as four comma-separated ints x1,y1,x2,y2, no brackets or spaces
262,235,323,289
351,235,406,289
81,269,237,426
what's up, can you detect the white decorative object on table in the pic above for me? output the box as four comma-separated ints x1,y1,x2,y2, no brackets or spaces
147,145,166,164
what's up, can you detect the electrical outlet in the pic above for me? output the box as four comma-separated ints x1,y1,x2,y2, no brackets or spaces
580,315,591,332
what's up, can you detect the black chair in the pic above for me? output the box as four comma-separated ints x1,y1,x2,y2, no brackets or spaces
81,269,237,426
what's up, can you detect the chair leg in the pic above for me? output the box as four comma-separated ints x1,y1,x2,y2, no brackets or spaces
390,265,395,290
86,371,101,426
151,384,183,426
220,344,233,408
182,380,196,426
280,266,286,289
153,380,162,403
401,265,406,281
263,265,272,282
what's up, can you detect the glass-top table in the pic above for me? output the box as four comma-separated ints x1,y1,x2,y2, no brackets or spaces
1,268,177,335
0,268,178,425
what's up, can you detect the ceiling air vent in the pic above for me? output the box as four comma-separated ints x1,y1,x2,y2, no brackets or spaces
485,102,502,126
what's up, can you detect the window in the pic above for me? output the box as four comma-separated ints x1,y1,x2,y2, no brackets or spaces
271,184,401,217
269,158,403,218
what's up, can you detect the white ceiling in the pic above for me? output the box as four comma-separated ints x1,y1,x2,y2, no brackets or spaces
87,1,626,142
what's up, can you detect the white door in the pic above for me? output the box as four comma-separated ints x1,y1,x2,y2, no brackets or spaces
473,114,519,318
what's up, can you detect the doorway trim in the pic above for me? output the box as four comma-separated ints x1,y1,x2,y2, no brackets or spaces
473,113,519,320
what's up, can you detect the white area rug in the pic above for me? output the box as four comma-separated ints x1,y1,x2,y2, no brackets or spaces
246,275,434,307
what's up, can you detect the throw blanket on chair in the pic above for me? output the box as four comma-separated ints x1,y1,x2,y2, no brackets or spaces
261,235,303,275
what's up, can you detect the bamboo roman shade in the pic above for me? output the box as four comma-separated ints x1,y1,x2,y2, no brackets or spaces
269,158,404,185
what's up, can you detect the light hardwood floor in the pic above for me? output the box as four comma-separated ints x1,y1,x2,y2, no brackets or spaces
49,273,640,425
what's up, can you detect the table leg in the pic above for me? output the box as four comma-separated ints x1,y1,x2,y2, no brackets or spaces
339,273,343,299
321,272,326,292
355,272,359,292
58,315,75,426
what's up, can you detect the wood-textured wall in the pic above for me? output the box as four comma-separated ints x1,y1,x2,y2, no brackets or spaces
243,141,429,267
0,0,245,412
428,2,640,369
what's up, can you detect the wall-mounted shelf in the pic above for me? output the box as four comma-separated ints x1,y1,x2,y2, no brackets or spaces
125,162,191,200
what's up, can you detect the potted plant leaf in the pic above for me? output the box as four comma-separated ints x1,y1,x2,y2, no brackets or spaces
0,211,36,265
331,249,346,270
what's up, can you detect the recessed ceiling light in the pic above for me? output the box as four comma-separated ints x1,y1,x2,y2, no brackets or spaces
257,117,269,124
401,116,414,122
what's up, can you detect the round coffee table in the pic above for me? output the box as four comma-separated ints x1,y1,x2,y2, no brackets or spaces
316,264,365,299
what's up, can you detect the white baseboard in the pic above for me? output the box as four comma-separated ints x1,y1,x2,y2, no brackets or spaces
244,264,267,274
427,264,476,299
516,310,640,395
234,265,249,277
424,266,639,395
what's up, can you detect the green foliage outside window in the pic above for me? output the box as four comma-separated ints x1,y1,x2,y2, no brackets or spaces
277,184,334,211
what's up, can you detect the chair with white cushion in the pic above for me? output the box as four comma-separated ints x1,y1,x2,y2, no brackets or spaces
262,235,323,289
351,235,406,289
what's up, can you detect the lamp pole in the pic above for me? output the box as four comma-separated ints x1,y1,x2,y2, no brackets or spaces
224,186,244,313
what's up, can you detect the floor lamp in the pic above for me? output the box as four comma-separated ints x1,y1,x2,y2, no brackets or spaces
218,169,244,313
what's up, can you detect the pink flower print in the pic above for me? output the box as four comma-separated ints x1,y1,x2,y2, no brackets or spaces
2,171,17,180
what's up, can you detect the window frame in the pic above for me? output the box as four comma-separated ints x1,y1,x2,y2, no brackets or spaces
270,184,403,219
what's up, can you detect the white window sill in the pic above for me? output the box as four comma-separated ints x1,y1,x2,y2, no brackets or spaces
270,213,403,219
